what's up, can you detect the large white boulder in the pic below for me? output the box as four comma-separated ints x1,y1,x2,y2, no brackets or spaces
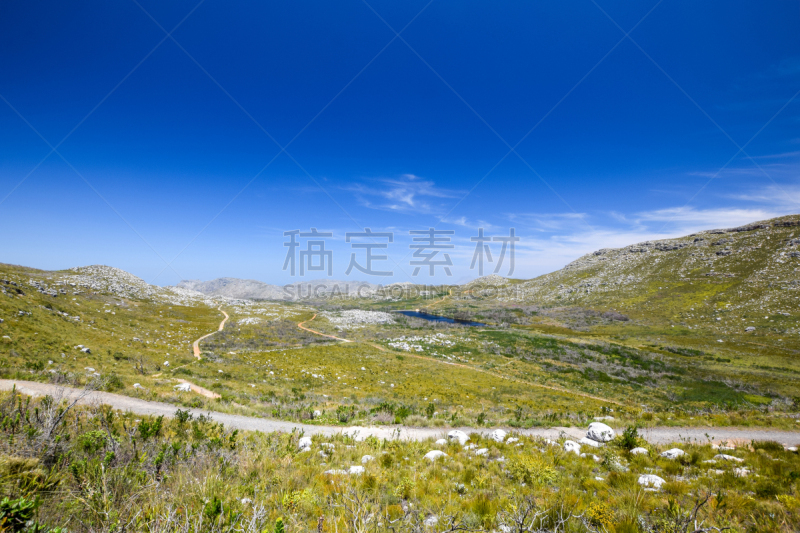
424,450,448,461
586,422,615,442
447,430,470,445
348,465,365,475
579,437,602,448
475,448,489,456
564,440,581,455
298,436,312,450
630,447,649,455
638,474,666,489
660,448,685,459
173,383,191,392
489,429,507,442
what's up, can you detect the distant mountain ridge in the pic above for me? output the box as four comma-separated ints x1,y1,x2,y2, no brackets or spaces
177,277,380,300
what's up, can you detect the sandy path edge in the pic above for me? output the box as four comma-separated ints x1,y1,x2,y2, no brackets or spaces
2,379,799,445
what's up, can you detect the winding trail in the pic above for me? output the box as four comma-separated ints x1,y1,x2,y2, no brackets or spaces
1,379,798,446
297,314,353,342
193,306,229,358
164,306,229,399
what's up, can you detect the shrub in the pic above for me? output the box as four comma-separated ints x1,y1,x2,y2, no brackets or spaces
336,405,356,423
619,425,641,451
506,456,556,486
0,496,39,532
138,416,163,441
752,440,784,452
78,430,107,454
586,501,614,529
102,373,124,391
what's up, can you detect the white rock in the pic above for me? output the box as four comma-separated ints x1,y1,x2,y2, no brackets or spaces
660,448,685,459
714,454,743,463
475,448,489,456
464,444,477,450
708,469,725,475
733,467,750,477
298,436,312,450
348,465,365,475
595,476,605,481
424,450,448,461
321,443,335,450
581,453,601,462
447,430,470,445
787,446,798,453
241,498,252,505
174,383,191,392
564,440,581,455
133,383,143,389
313,410,322,418
361,455,374,464
163,361,170,367
506,437,519,444
586,422,615,442
435,438,448,446
638,474,666,489
630,447,649,455
719,445,735,451
489,429,507,442
579,437,602,448
323,469,347,476
423,515,438,528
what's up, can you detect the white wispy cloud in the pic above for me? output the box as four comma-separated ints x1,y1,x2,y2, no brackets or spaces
507,212,588,231
345,174,461,215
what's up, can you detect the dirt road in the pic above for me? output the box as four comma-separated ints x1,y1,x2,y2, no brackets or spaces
2,379,798,446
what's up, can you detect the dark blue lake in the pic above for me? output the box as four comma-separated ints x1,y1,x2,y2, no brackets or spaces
396,310,487,327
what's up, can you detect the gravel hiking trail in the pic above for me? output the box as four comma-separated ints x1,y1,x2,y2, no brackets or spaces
297,314,353,342
1,379,799,446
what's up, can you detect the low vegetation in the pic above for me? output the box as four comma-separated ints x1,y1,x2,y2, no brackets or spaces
2,388,799,532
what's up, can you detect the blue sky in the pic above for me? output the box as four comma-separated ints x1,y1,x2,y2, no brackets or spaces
1,0,799,286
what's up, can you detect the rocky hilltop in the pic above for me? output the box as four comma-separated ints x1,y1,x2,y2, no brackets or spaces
466,214,799,335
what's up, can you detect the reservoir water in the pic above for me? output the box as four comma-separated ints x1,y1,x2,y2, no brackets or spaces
395,310,487,327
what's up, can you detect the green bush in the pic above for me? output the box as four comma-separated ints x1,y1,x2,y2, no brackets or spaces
506,456,556,485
